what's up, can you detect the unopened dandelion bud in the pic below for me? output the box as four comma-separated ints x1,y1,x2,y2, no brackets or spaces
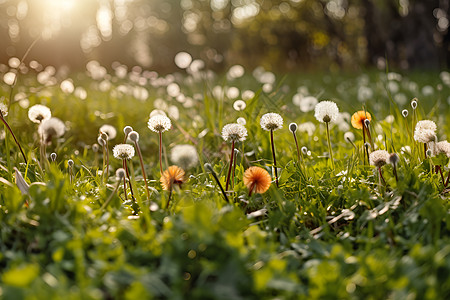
301,146,308,155
344,132,355,142
116,168,126,180
68,159,74,167
100,132,108,141
204,163,213,172
97,136,105,147
50,152,57,162
364,119,370,128
389,153,399,165
289,123,298,133
426,149,432,157
123,126,133,136
411,99,418,110
128,131,139,143
402,109,409,118
99,124,116,140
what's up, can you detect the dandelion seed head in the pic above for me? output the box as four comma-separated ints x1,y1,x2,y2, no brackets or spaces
314,101,339,123
369,150,390,168
344,131,355,142
123,125,133,136
148,114,171,132
50,152,57,162
128,131,139,143
112,144,135,160
67,159,74,167
411,99,418,109
426,149,432,157
171,144,199,169
237,117,246,125
160,165,185,191
301,146,308,155
364,119,371,128
289,123,298,133
243,166,271,194
28,104,51,123
298,122,316,136
402,109,409,118
116,168,126,180
38,117,65,144
364,142,371,149
97,137,106,147
389,153,399,165
260,112,283,131
0,103,8,117
435,141,450,157
351,111,372,129
414,120,437,143
92,144,99,153
233,100,246,111
222,123,248,142
299,96,318,113
99,124,117,140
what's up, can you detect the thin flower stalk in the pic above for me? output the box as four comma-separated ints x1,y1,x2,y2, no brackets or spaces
270,129,279,186
325,122,335,170
0,114,28,164
123,159,135,200
204,163,229,203
225,139,235,191
131,137,150,201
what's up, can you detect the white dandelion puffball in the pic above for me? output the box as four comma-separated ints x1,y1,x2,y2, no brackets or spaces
0,103,8,117
414,120,437,143
369,150,390,168
344,131,355,142
299,96,318,113
435,141,450,157
314,101,339,123
38,117,65,143
260,113,283,131
237,117,246,126
298,122,316,136
222,123,248,142
148,114,172,132
28,104,51,123
171,144,199,169
128,131,139,143
113,144,135,160
99,124,117,140
233,100,246,111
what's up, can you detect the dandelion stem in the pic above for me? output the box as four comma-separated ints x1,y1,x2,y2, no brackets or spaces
393,165,398,183
362,127,367,165
436,166,445,186
378,166,386,186
270,129,279,187
445,170,450,187
105,138,110,181
0,114,27,164
158,131,163,174
123,159,135,200
205,164,229,203
101,181,121,210
325,122,335,170
292,131,301,162
134,141,150,201
225,140,235,191
122,160,128,201
166,187,173,209
424,143,427,159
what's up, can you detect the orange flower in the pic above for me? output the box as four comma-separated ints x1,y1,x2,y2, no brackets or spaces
160,165,185,190
243,166,271,194
351,111,372,129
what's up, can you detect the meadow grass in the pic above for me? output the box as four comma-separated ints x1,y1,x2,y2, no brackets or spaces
0,66,450,299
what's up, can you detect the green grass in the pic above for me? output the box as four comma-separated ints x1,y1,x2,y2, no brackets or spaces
0,68,450,299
